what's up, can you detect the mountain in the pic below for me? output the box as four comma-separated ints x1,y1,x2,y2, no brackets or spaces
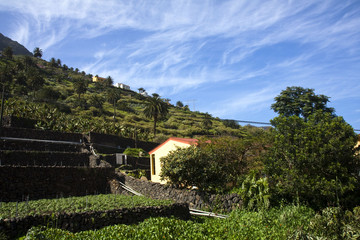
0,33,32,56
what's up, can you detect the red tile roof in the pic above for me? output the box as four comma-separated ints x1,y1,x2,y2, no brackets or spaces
149,137,198,154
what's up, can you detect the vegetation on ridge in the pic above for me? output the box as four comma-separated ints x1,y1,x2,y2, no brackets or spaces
0,50,249,142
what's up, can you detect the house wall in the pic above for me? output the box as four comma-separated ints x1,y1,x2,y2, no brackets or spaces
150,140,190,184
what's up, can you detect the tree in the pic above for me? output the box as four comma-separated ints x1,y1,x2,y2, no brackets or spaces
160,136,266,192
264,111,359,209
222,119,240,129
23,55,35,71
106,88,120,119
33,47,42,58
50,57,57,67
271,86,335,121
104,76,113,87
88,94,105,110
26,67,44,96
56,59,61,67
2,46,13,59
143,94,169,136
73,78,87,100
160,146,224,191
202,113,212,129
138,87,145,93
176,101,184,108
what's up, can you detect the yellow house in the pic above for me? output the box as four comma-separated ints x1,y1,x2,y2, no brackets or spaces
356,134,360,155
92,76,107,82
149,137,198,184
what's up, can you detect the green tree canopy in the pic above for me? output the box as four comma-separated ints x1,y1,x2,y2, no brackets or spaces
143,94,169,136
176,101,184,108
160,145,224,191
264,111,359,209
73,77,88,100
271,86,335,120
2,46,13,59
33,47,42,58
106,88,121,119
160,136,267,192
26,67,44,96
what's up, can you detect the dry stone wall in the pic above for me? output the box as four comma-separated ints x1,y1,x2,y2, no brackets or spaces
0,151,90,167
0,203,190,239
0,166,115,202
116,172,243,212
0,127,83,142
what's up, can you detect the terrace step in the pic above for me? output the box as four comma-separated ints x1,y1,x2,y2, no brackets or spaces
0,138,86,153
0,150,91,167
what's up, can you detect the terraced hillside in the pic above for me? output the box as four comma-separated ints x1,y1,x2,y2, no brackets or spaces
0,53,249,142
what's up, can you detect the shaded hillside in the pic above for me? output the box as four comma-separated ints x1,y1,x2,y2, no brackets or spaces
0,33,32,56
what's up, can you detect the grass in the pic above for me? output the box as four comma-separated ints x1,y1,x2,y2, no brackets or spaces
0,194,173,219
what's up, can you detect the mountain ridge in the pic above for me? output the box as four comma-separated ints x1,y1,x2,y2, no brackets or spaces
0,33,33,56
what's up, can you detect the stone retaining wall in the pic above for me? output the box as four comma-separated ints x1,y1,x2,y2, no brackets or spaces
0,151,90,167
0,139,85,152
0,127,83,142
89,132,158,152
116,171,243,212
0,203,190,239
0,166,115,202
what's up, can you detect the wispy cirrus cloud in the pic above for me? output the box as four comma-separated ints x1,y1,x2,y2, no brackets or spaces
1,0,360,126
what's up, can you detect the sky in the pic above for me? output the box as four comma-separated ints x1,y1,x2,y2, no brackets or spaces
1,0,360,130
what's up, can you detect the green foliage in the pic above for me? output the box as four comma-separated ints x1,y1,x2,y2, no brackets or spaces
160,136,267,192
222,119,240,129
143,94,169,136
33,47,42,58
232,174,270,210
2,46,13,59
176,101,184,108
265,111,359,209
0,55,252,141
271,86,335,120
0,194,173,219
72,77,88,101
123,148,148,157
160,146,221,191
25,205,354,239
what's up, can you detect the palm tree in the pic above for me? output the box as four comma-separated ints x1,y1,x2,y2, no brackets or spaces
33,47,42,58
143,94,169,136
73,78,87,100
106,88,120,119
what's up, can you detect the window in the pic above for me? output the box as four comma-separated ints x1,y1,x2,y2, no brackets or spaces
151,154,156,175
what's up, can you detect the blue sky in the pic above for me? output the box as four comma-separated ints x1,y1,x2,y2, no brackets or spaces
1,0,360,130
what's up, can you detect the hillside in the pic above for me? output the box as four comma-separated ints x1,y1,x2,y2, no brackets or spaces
0,33,32,56
0,50,254,143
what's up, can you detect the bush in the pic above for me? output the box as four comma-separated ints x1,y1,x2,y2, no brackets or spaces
264,111,360,209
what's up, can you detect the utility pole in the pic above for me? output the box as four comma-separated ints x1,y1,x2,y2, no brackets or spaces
184,99,197,111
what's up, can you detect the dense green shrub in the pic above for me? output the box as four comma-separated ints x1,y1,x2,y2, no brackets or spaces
0,194,172,219
264,111,360,209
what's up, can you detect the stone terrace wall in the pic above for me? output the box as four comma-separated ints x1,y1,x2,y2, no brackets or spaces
0,151,90,167
2,116,37,129
0,203,190,239
116,172,243,212
89,132,158,152
0,139,84,152
0,166,115,202
0,127,83,142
